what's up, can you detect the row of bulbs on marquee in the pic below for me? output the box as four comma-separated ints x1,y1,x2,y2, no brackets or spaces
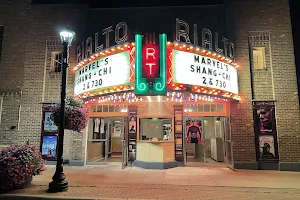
74,41,239,71
84,91,231,105
79,86,240,101
169,41,239,68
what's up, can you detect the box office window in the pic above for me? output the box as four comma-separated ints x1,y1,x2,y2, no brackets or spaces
0,26,3,60
139,118,172,141
253,47,266,70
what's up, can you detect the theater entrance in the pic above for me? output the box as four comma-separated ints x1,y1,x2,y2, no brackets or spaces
86,117,128,168
183,117,233,168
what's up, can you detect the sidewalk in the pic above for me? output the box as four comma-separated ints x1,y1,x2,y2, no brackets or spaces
1,165,300,199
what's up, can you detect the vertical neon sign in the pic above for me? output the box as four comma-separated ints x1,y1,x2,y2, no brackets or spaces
134,33,167,95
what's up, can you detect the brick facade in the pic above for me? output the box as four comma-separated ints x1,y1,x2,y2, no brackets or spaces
227,0,300,170
0,1,86,162
0,0,299,170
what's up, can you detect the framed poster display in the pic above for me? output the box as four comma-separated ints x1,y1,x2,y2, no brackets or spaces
174,105,183,161
252,101,279,162
128,109,137,161
44,111,58,132
259,135,275,160
41,134,58,160
128,142,136,161
41,104,59,161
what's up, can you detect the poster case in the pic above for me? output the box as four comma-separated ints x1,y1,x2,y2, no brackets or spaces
252,101,279,162
41,134,58,160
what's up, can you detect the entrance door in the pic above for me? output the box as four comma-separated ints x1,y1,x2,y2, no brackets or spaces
122,116,128,168
223,117,234,169
183,117,205,165
86,118,108,165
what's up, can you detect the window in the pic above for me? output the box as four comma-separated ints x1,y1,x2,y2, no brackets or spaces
217,104,224,112
253,47,266,70
51,52,62,72
139,118,172,141
0,26,4,60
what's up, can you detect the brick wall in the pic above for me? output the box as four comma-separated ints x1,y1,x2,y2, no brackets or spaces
0,1,87,161
227,0,300,164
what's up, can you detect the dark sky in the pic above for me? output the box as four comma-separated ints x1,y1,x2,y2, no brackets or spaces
30,0,225,7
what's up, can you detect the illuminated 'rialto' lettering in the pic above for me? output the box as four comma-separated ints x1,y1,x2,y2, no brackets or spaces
175,18,235,59
77,22,128,62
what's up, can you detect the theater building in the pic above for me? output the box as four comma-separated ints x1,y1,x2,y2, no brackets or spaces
0,0,300,171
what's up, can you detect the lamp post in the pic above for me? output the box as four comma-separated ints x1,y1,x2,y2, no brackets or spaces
48,28,75,193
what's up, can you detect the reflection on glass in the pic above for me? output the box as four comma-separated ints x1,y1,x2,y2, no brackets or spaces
139,118,172,140
115,105,121,112
103,105,108,112
109,106,114,112
217,104,224,112
198,104,203,112
204,104,210,112
90,105,96,112
211,104,216,112
97,105,102,112
44,112,57,131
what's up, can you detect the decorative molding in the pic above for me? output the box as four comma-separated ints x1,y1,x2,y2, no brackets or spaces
0,90,22,97
48,72,62,80
248,31,270,42
46,36,62,49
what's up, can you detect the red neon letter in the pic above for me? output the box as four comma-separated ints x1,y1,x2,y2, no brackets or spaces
146,63,156,75
146,48,156,59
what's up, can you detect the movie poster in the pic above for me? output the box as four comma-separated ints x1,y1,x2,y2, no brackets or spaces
256,108,274,134
129,112,136,133
259,135,275,159
185,119,203,144
44,112,57,132
41,135,57,157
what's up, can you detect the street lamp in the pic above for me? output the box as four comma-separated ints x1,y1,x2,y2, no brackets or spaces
48,27,75,193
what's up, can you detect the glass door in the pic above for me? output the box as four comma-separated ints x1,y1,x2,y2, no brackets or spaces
183,117,205,165
86,118,108,165
107,120,113,162
122,116,128,169
223,117,234,169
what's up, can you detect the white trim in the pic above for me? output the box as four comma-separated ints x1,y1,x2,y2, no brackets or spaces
0,96,3,125
17,104,21,130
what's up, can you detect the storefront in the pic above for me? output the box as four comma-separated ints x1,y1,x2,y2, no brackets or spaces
74,18,240,169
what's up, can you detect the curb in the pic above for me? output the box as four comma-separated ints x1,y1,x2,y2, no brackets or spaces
0,194,127,200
